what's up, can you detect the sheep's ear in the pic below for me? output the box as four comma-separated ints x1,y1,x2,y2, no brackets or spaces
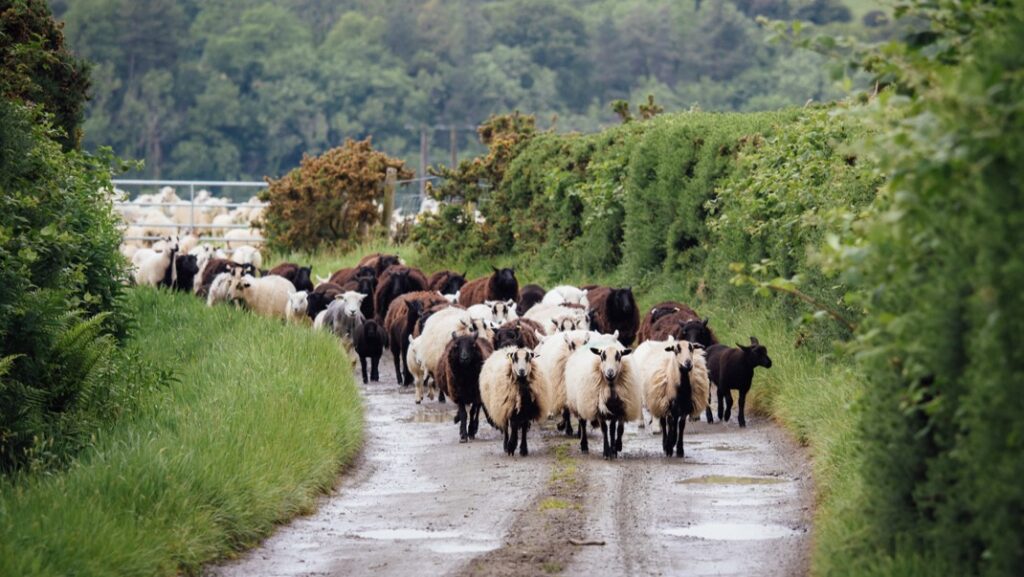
492,266,499,273
703,318,710,327
664,346,675,352
452,331,459,340
621,348,633,356
356,293,367,302
590,347,602,356
612,330,620,339
507,351,516,362
334,294,345,300
749,336,759,346
692,342,705,350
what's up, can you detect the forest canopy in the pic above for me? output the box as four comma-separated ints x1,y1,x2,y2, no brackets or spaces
52,0,888,179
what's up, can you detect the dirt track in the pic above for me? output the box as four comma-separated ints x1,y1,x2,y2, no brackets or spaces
208,355,813,577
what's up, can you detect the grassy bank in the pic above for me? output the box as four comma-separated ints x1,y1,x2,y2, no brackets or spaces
0,288,362,576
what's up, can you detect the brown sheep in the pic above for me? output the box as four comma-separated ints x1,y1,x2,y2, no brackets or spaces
373,265,429,321
328,265,375,287
428,270,468,296
492,318,545,350
384,291,448,385
585,286,640,346
649,309,718,348
358,253,402,278
436,334,494,442
458,267,519,307
637,301,699,343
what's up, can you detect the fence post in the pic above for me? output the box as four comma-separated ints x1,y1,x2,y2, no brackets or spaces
382,167,397,230
189,182,195,237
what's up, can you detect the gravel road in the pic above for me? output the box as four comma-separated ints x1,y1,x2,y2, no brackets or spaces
208,355,812,577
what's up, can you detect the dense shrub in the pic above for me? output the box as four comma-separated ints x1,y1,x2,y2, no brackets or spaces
260,138,412,252
0,97,135,472
0,0,90,150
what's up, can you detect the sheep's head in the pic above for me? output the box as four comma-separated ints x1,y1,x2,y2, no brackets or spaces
663,336,701,372
355,276,376,297
441,272,467,296
444,290,460,304
611,287,636,316
562,331,591,352
456,317,481,337
650,305,680,326
230,274,256,299
338,291,367,318
449,333,485,366
491,267,518,296
294,266,313,290
289,291,309,313
506,348,537,383
679,318,713,347
551,315,579,333
488,299,517,324
493,325,522,350
590,344,631,382
738,336,772,369
176,254,199,276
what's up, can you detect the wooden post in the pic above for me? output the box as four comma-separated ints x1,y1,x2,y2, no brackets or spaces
419,128,429,199
382,167,397,229
449,125,457,168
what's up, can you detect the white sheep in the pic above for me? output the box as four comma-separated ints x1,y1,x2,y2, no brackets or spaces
224,227,261,248
535,329,594,436
541,285,590,309
321,291,367,339
634,337,710,457
131,237,179,287
286,291,310,324
564,340,641,459
230,245,263,270
207,271,237,307
409,335,434,404
229,274,295,319
417,307,481,393
480,347,549,456
524,303,590,335
466,299,517,324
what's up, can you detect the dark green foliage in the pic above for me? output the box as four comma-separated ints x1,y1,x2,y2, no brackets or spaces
0,96,140,472
0,0,90,149
55,0,882,179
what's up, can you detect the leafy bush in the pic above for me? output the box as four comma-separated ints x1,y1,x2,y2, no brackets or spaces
0,0,90,150
259,137,413,252
0,97,134,472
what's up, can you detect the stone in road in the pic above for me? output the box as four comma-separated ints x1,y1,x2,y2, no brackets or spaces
208,358,812,577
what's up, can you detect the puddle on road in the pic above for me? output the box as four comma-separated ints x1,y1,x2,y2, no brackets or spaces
400,410,455,424
427,541,500,554
709,444,752,452
355,529,461,540
662,523,799,541
677,475,788,485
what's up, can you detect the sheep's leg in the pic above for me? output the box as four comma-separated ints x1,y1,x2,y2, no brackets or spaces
457,404,468,443
559,408,574,436
391,346,402,385
724,390,734,423
359,356,369,385
400,343,413,386
615,419,624,453
415,376,424,404
661,417,673,456
738,389,747,428
468,402,481,438
718,388,727,421
519,421,530,457
502,426,512,454
370,354,380,382
600,419,612,459
507,422,519,456
579,419,589,453
675,414,687,458
705,386,715,423
438,385,446,403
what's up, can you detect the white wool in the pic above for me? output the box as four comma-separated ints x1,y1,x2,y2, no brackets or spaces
313,309,330,330
179,233,199,255
467,300,516,324
286,291,309,324
211,213,235,236
131,239,178,287
321,291,367,339
541,285,590,309
635,338,710,421
443,290,460,304
524,303,590,335
535,330,593,418
230,274,295,319
189,245,217,293
230,245,263,270
224,227,261,249
564,341,642,423
206,272,235,307
417,307,478,379
480,347,548,430
409,335,435,403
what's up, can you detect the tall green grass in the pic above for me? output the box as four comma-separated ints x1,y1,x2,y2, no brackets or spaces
0,288,362,576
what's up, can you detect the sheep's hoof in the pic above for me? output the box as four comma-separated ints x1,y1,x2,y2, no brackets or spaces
415,399,421,405
739,421,746,428
459,436,468,444
556,420,566,431
676,450,685,458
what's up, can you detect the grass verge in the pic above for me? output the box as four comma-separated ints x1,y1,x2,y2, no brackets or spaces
0,287,362,576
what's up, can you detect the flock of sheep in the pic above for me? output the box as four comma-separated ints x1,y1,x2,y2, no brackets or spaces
131,242,773,460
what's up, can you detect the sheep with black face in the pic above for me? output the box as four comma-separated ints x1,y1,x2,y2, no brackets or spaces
436,333,493,443
707,337,772,427
564,340,640,459
480,347,548,456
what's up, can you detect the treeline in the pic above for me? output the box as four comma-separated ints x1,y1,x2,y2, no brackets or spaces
53,0,889,179
412,0,1024,573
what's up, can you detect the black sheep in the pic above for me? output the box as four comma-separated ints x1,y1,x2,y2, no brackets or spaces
585,286,640,346
436,333,493,442
516,284,545,315
458,267,519,306
353,319,387,384
428,270,468,296
373,266,428,321
306,282,343,320
707,337,773,427
267,263,314,292
171,254,199,292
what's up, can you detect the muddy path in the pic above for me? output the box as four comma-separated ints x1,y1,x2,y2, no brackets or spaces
208,354,813,577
